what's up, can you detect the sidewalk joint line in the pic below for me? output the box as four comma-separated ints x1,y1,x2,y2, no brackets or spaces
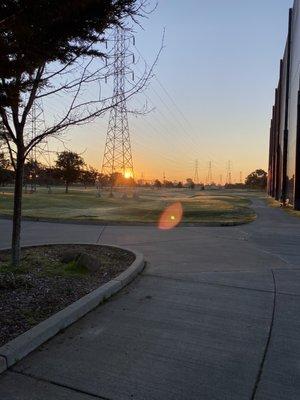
11,370,112,400
116,235,244,247
143,273,275,294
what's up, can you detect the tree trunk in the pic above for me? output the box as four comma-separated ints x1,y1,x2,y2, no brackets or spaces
11,150,25,267
65,182,69,193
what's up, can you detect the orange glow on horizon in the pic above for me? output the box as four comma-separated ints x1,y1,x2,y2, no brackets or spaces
124,171,133,179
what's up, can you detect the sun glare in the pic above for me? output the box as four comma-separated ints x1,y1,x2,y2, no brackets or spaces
124,171,133,179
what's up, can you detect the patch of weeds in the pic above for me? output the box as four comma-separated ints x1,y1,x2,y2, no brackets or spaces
63,260,88,276
0,261,30,275
41,259,88,277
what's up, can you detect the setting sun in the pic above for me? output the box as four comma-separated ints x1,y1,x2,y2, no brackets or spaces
124,171,133,179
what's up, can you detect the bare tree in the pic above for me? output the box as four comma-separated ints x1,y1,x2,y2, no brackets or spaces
0,0,159,266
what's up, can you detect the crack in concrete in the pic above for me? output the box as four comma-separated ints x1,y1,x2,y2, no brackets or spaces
251,269,277,400
96,225,107,244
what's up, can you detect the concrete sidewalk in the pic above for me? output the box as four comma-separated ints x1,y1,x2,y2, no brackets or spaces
1,198,300,399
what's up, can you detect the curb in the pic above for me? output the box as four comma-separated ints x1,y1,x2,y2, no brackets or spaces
0,215,256,227
0,245,145,375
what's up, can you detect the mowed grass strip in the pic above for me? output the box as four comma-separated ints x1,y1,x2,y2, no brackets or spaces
0,187,256,225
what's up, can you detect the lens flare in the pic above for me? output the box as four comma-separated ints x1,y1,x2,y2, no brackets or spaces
158,202,183,230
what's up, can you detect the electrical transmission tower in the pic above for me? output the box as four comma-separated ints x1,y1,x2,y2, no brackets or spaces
26,102,39,192
194,160,199,184
27,99,52,193
101,27,134,179
30,102,38,162
207,161,213,184
226,161,232,184
239,171,243,183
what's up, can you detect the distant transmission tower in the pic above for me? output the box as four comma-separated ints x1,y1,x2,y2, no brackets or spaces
101,27,134,178
239,171,243,183
29,102,38,161
207,161,213,184
194,160,199,184
27,99,52,192
226,161,232,184
27,102,38,192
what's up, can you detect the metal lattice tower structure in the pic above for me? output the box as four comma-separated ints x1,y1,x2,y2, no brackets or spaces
29,102,38,162
226,160,232,184
28,99,51,165
26,99,53,192
101,27,134,178
194,159,199,184
207,161,213,184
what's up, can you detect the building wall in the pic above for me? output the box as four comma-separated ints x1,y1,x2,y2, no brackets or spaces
268,0,300,209
277,54,287,200
287,0,300,204
287,1,300,204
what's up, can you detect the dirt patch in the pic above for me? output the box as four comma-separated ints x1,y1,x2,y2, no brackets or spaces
0,244,135,347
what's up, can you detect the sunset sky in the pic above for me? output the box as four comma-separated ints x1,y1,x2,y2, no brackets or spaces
47,0,293,183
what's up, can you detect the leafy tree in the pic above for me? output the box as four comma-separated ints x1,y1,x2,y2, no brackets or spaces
0,0,152,266
245,169,267,190
24,158,41,189
109,172,123,188
80,166,99,188
38,166,55,188
164,180,174,188
154,179,162,189
97,173,110,188
186,178,195,189
55,151,85,193
177,181,183,188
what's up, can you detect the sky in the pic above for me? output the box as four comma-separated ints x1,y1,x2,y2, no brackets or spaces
47,0,293,183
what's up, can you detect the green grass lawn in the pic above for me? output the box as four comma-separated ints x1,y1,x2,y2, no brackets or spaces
0,186,257,225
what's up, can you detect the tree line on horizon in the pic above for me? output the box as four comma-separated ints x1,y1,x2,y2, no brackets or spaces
0,144,268,192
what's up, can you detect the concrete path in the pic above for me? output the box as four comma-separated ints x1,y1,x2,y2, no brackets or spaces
1,198,300,399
